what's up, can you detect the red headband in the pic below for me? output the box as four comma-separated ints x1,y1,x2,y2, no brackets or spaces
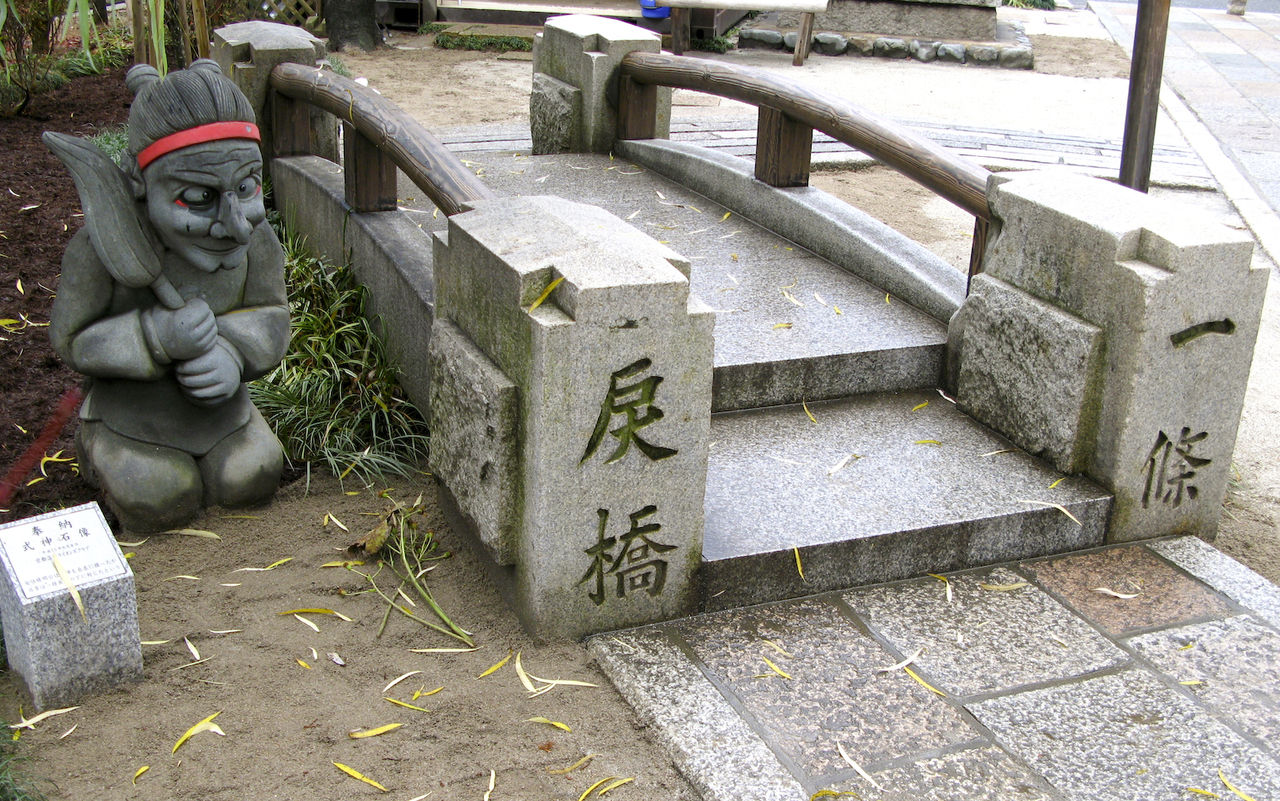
136,121,261,171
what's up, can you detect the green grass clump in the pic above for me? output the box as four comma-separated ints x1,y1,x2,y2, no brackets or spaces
433,31,532,52
1004,0,1056,9
417,21,450,35
90,124,129,165
249,233,431,485
0,729,50,801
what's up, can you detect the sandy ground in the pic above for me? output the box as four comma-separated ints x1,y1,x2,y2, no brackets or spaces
13,19,1280,799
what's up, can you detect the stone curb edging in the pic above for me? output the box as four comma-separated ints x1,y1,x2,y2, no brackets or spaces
738,17,1033,68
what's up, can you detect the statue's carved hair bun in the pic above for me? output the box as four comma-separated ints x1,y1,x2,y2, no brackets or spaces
125,64,160,97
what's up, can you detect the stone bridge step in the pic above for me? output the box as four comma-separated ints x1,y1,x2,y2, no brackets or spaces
701,388,1113,609
410,151,950,411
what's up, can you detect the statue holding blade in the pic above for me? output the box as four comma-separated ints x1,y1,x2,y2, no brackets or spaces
45,60,290,532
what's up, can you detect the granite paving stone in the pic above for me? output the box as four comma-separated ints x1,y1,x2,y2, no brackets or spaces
1148,537,1280,638
1128,615,1280,753
844,566,1128,698
1023,545,1233,635
589,628,806,801
674,597,976,780
828,745,1062,801
968,668,1280,801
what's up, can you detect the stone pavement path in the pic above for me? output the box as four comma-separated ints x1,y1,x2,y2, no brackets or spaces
590,536,1280,800
1093,1,1280,255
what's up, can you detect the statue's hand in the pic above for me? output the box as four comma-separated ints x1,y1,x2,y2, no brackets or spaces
145,298,217,361
175,340,242,406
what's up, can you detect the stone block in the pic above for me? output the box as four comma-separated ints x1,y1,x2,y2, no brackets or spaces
212,21,337,165
427,320,521,565
937,42,966,62
968,45,999,64
814,32,848,55
0,503,141,710
782,31,799,51
999,45,1034,69
810,0,998,41
952,273,1105,473
874,37,910,58
910,39,940,61
738,27,784,48
530,15,670,155
957,170,1269,542
846,33,878,55
432,195,714,639
530,72,582,154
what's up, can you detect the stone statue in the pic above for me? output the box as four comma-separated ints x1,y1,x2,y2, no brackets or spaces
45,60,290,532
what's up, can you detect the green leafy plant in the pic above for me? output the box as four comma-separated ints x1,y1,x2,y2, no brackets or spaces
1004,0,1055,9
324,53,350,76
0,0,102,114
689,27,736,54
416,21,447,35
249,232,431,486
433,31,531,52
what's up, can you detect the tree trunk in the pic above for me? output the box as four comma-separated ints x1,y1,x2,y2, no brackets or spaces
325,0,381,52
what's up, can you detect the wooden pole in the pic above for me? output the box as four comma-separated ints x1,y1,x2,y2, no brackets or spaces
177,0,194,67
792,11,814,67
670,7,691,55
130,0,150,67
191,0,210,59
1118,0,1171,193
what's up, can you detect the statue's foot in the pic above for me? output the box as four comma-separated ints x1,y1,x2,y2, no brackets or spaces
80,422,202,533
199,405,284,509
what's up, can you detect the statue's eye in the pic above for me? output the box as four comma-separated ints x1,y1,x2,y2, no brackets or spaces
179,187,216,207
237,175,261,199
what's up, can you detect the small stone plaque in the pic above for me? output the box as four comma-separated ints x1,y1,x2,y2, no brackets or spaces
0,503,129,602
0,502,142,710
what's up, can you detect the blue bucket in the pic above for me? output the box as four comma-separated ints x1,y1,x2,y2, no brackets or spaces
639,0,670,19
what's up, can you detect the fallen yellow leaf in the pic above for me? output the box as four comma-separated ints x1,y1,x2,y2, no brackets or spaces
172,711,224,753
333,761,389,793
476,650,512,679
349,723,402,739
385,697,429,712
132,766,149,785
526,716,571,732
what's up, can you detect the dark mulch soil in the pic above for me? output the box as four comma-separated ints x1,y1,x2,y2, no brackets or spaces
0,68,132,523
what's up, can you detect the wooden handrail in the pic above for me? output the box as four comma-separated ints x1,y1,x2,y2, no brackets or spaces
268,62,495,217
618,51,992,221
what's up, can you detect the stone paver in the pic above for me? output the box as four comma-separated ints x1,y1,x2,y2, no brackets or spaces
589,538,1280,800
844,566,1127,698
1023,545,1234,635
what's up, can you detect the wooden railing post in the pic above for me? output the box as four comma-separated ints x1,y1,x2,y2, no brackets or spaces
968,216,989,291
617,74,659,141
670,7,692,55
755,106,812,187
270,91,314,159
342,121,398,213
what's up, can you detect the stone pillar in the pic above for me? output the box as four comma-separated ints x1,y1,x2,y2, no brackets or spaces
212,21,339,165
428,196,713,639
531,15,672,155
949,171,1268,543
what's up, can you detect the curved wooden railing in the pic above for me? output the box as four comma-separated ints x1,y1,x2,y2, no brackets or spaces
267,62,495,217
617,51,993,276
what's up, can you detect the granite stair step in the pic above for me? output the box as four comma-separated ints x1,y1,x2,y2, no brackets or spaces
701,387,1113,609
415,152,949,412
